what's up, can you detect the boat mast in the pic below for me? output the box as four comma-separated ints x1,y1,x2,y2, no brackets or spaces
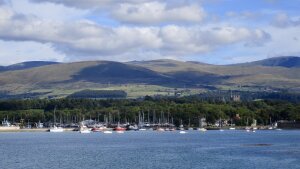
53,106,57,127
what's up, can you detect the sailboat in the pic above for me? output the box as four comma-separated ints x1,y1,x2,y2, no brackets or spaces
268,117,274,130
197,118,207,132
179,119,187,134
114,122,126,133
79,121,91,134
219,118,224,131
49,106,64,132
229,119,236,130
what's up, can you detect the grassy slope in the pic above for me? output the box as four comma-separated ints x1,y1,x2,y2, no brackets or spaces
0,58,300,98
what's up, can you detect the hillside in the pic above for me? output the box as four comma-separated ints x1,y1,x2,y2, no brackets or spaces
0,61,59,72
0,57,299,98
233,56,300,68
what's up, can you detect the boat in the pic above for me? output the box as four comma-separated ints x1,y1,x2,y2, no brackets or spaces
114,122,126,132
103,131,113,134
92,126,108,132
91,127,102,132
229,127,236,130
179,130,187,134
197,128,207,132
49,126,64,132
79,126,91,134
49,106,64,132
156,127,165,132
127,124,138,131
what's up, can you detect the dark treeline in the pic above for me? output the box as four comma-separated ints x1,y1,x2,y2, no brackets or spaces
0,97,299,126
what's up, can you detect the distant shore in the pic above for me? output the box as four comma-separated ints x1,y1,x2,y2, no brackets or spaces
0,128,76,132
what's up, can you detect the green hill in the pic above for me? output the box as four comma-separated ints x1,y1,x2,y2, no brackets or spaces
0,57,299,98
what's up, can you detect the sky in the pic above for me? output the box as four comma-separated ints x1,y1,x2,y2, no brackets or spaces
0,0,300,65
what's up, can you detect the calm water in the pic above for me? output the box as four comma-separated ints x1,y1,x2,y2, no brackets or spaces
0,130,300,169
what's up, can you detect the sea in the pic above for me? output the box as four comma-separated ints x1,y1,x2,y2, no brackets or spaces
0,130,300,169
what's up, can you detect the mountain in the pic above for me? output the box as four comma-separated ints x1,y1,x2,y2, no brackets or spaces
0,61,59,72
234,56,300,68
0,57,299,98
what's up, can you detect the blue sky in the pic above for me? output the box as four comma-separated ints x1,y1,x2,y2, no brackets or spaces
0,0,299,65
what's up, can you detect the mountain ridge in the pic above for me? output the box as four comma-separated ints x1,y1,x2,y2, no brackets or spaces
0,56,299,98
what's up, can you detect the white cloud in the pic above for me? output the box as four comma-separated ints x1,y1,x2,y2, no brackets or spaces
0,7,271,63
271,12,300,28
31,0,205,24
30,0,152,9
112,2,205,24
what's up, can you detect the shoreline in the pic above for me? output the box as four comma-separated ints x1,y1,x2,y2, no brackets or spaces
0,128,298,133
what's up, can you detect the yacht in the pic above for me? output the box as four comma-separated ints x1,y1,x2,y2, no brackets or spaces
197,128,207,132
114,122,126,132
49,106,63,132
49,126,64,132
79,126,91,134
179,130,187,134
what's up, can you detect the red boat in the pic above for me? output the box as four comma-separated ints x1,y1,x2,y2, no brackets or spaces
91,127,101,132
114,126,126,131
114,123,126,131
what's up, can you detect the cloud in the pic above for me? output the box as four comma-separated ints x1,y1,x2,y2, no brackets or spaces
0,7,271,62
30,0,152,9
271,13,300,28
112,2,205,24
31,0,205,24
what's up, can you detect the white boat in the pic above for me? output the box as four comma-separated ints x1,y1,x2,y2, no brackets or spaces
197,128,207,132
49,126,64,132
103,131,113,134
79,130,91,134
116,131,124,134
219,129,224,132
49,106,63,132
179,131,187,134
79,126,91,134
229,127,236,130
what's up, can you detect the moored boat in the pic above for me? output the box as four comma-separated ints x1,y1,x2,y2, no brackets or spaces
79,126,91,134
49,126,64,132
197,128,207,132
179,130,187,134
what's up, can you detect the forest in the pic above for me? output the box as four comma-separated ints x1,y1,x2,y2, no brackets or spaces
0,96,299,127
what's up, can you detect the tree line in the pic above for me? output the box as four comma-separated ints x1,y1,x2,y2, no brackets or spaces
0,97,299,126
